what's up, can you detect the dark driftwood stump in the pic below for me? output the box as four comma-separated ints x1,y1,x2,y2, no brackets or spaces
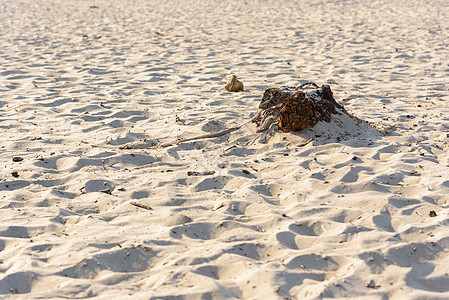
252,82,343,132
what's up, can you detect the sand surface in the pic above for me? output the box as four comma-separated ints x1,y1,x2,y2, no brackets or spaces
1,0,449,298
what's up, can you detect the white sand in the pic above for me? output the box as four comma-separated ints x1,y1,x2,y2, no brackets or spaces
1,0,449,298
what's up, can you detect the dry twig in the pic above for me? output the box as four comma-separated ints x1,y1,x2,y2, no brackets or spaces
130,202,152,210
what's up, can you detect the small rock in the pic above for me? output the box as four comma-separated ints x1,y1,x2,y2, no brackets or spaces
11,171,19,178
224,75,244,92
12,157,23,162
175,115,185,125
99,188,112,194
429,210,437,217
366,280,380,289
242,169,251,175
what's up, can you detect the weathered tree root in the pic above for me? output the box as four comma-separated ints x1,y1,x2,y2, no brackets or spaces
252,82,343,132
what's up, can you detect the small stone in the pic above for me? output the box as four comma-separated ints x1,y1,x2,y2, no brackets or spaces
12,157,23,162
11,171,19,178
99,188,112,194
224,75,244,92
429,210,437,217
366,280,380,289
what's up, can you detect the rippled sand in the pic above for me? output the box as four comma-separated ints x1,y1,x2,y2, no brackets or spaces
1,0,449,298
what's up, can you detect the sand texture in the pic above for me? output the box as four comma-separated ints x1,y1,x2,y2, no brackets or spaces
1,0,449,299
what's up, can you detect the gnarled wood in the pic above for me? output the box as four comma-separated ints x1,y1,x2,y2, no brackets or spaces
252,82,341,132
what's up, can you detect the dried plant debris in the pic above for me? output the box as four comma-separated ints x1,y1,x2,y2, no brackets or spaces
224,75,244,92
130,202,152,210
187,170,216,176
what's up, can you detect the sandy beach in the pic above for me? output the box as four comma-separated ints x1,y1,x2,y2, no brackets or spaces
1,0,449,298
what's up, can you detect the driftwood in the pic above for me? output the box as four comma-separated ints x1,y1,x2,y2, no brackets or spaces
252,82,343,132
130,201,152,210
119,126,242,149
